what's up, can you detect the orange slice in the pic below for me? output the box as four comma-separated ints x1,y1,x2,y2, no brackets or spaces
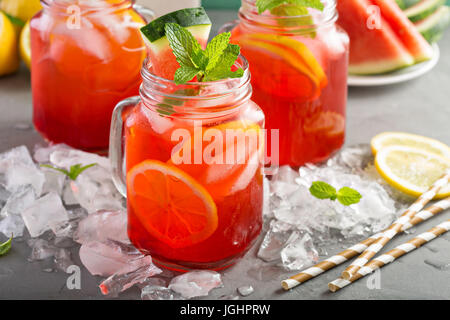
168,120,264,200
238,33,327,99
127,160,218,249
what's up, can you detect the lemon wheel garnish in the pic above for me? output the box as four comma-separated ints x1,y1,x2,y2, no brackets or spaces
371,132,450,158
375,145,450,199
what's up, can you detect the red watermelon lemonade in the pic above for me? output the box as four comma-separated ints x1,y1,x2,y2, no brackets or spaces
223,0,349,167
110,8,265,270
30,0,148,151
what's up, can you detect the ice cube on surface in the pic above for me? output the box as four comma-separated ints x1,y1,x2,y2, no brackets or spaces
0,146,45,196
257,220,297,262
0,186,36,237
141,285,184,300
21,192,69,238
168,271,223,299
100,264,162,297
79,240,151,277
49,148,110,170
33,144,71,164
27,239,57,261
280,233,319,271
69,174,124,213
54,248,74,273
237,285,254,297
41,168,66,196
74,210,128,244
0,214,25,238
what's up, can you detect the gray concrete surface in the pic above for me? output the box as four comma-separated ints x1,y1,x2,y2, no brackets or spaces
0,10,449,300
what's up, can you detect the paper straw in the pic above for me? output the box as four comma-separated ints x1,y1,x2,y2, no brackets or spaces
329,219,450,292
281,197,450,290
341,172,450,280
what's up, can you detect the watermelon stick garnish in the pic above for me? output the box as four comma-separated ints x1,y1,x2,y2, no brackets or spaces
140,7,244,84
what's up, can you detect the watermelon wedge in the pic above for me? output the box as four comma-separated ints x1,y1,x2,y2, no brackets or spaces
371,0,434,63
337,0,414,74
415,5,450,43
140,8,212,80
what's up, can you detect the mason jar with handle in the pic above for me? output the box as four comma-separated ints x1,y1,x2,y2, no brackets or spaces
109,56,265,271
30,0,154,152
220,0,349,168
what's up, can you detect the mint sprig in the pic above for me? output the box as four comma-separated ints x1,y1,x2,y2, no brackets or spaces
255,0,324,15
309,181,362,206
165,23,244,84
41,163,97,181
0,236,12,256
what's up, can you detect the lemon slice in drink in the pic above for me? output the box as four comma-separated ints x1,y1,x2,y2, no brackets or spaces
371,132,450,157
375,145,450,199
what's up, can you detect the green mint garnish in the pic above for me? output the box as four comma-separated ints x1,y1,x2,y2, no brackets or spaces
256,0,324,15
309,181,362,206
41,163,97,181
0,236,12,256
165,23,244,85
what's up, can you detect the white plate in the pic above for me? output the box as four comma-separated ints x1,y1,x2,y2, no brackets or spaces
348,43,440,87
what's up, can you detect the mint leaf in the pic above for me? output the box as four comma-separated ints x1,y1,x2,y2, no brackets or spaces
337,187,362,206
205,32,231,71
309,181,336,200
41,163,97,181
68,164,97,181
165,23,201,69
174,65,200,85
0,236,12,256
256,0,286,13
203,43,243,81
164,24,244,84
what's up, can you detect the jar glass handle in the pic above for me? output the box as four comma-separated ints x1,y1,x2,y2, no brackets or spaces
133,4,155,23
109,96,141,197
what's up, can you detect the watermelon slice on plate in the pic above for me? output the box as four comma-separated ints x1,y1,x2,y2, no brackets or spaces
372,0,434,63
140,7,212,80
337,0,415,74
415,5,450,43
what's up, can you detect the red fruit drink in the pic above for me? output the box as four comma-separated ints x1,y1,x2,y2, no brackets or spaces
30,0,148,151
224,0,349,167
110,57,265,270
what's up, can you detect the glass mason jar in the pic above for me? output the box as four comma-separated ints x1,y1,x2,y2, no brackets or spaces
30,0,154,151
221,0,349,167
110,56,265,271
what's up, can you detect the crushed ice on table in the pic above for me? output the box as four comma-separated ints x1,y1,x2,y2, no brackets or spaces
73,210,128,244
21,192,69,238
141,285,184,300
237,285,254,297
280,232,319,271
79,240,151,277
100,264,162,297
169,271,223,299
261,144,405,270
0,143,413,299
0,146,45,196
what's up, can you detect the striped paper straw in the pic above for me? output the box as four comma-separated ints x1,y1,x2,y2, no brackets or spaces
341,172,450,280
281,197,450,290
329,219,450,292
